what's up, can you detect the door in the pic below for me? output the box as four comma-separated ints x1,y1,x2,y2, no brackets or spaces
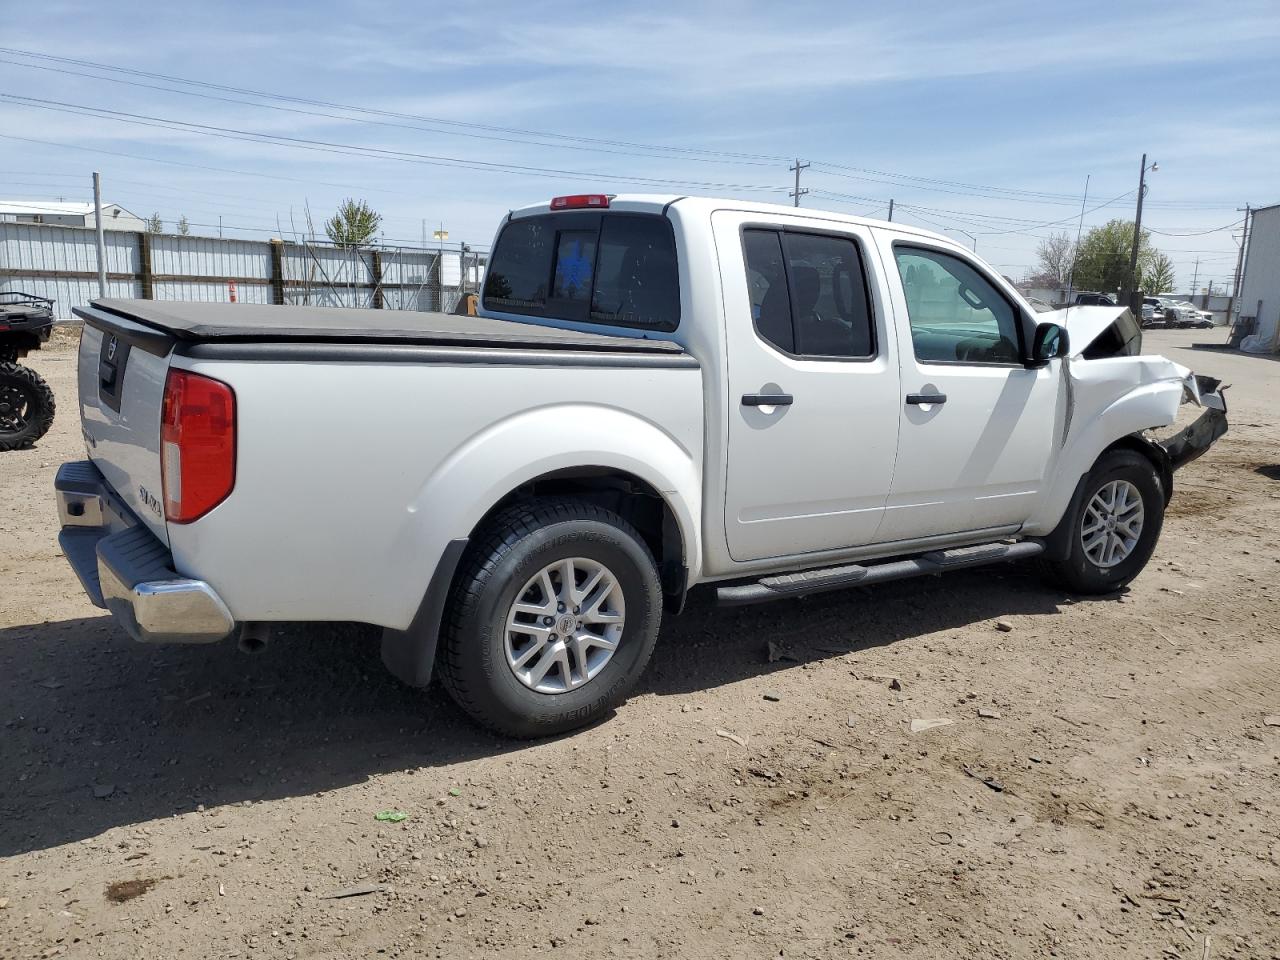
716,212,902,562
876,238,1061,543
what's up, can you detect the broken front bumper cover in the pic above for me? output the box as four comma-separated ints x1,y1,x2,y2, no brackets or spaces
1158,373,1228,470
55,460,235,644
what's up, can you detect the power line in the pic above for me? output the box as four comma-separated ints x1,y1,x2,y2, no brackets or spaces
0,45,1240,215
0,47,789,165
0,93,797,196
0,55,782,170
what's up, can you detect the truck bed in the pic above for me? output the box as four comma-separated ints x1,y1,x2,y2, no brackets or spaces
78,299,686,355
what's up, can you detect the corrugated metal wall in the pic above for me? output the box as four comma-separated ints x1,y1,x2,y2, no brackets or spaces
0,221,482,318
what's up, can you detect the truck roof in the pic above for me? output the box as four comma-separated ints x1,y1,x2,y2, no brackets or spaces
507,193,959,247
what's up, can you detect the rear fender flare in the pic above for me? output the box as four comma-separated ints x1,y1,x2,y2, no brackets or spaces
380,404,702,688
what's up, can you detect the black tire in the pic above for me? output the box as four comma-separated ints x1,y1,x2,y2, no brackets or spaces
0,362,56,452
1039,449,1164,594
438,498,663,738
0,345,18,365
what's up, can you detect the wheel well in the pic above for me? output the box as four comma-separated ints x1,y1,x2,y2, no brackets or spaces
470,468,688,606
1102,433,1174,504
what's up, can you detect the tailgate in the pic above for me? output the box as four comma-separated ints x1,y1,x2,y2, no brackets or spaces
74,307,174,546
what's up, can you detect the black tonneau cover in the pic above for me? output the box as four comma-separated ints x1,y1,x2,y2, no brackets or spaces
84,299,684,354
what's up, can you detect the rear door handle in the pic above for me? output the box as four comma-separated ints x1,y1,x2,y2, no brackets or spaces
905,392,947,405
741,393,793,407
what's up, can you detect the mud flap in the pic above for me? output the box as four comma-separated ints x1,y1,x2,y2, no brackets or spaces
1159,374,1228,470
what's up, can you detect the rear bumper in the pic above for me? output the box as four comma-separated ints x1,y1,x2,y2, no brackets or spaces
55,460,235,644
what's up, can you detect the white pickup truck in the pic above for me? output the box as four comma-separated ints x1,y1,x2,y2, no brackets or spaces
56,194,1227,737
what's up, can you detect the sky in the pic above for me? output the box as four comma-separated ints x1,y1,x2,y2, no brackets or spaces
2,0,1277,291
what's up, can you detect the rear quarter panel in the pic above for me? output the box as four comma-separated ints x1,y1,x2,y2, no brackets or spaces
165,356,704,629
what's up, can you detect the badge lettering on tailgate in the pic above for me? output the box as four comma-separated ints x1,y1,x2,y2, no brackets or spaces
138,485,163,518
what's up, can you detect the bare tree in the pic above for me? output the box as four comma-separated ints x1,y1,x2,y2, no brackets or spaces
146,212,164,234
177,216,190,236
1034,230,1075,285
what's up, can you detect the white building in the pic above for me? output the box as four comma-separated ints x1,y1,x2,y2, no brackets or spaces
1237,202,1280,352
0,200,146,231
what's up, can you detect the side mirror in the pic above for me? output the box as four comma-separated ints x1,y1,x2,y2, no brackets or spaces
1029,322,1069,366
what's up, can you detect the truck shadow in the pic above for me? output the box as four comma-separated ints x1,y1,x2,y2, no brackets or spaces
0,565,1072,856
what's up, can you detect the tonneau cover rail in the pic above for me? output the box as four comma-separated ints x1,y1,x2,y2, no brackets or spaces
83,298,685,355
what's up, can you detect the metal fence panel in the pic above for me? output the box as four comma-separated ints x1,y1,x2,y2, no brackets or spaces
0,276,140,312
150,235,271,281
0,221,137,276
151,280,272,304
0,221,483,319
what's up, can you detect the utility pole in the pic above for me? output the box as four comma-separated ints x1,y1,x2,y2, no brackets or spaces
887,198,894,222
1189,257,1199,298
789,159,809,207
91,171,107,297
1125,154,1156,306
1227,205,1250,324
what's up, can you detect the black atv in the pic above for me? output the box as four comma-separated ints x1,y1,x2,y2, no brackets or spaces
0,292,57,451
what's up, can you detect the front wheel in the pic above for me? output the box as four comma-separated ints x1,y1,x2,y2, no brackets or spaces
438,499,663,738
0,362,56,451
1039,449,1165,594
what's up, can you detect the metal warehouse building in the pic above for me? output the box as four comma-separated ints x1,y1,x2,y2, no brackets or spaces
0,200,145,232
1237,202,1280,353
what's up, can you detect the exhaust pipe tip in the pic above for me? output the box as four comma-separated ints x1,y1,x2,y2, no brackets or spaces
238,622,269,654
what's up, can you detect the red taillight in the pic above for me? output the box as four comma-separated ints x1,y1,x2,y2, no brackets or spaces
161,369,236,523
550,194,611,210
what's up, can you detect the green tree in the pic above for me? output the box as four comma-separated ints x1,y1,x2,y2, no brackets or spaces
1140,251,1175,294
1070,219,1172,295
323,198,381,247
177,215,190,236
146,212,164,234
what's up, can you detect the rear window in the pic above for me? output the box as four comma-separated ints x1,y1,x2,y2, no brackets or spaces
483,212,679,331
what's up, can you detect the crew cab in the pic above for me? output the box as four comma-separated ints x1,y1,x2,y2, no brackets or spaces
56,195,1228,737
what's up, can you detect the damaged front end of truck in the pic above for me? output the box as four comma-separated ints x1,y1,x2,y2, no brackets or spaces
1049,305,1229,488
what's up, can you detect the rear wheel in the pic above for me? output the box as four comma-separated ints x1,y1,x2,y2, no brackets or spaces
0,362,56,451
1039,449,1164,593
438,498,663,738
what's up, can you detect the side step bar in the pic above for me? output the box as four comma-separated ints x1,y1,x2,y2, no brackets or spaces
715,540,1045,607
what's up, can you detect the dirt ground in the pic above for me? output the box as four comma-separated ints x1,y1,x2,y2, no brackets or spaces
2,327,1278,960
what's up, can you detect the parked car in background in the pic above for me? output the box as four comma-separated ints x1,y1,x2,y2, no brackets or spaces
1026,296,1054,313
55,194,1229,737
1154,298,1189,327
1073,292,1116,306
1141,297,1166,328
1175,301,1214,329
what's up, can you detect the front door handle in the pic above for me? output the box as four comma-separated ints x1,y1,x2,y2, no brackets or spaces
742,392,794,407
905,392,947,405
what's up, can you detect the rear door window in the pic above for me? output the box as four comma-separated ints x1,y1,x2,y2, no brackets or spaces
741,228,875,359
483,213,679,331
